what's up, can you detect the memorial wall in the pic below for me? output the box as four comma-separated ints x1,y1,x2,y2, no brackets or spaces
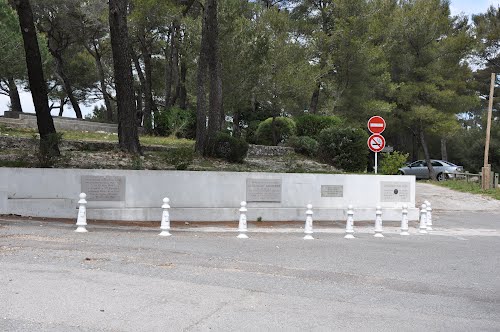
0,168,418,221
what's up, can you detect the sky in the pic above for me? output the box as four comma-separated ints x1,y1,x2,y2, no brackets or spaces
1,0,500,119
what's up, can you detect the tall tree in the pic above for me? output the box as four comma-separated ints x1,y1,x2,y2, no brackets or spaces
10,0,59,154
109,0,141,154
0,1,26,113
195,0,223,155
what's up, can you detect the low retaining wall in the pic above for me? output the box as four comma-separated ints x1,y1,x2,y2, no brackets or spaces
0,168,418,222
1,113,118,133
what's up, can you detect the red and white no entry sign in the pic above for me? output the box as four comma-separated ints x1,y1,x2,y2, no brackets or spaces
367,116,386,134
368,134,385,153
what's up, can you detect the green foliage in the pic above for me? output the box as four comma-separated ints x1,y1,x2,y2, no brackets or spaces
154,107,196,139
437,181,500,201
294,114,342,139
255,117,296,146
317,127,369,172
288,136,319,157
130,155,144,170
161,147,195,170
379,151,409,175
85,105,116,123
213,132,249,163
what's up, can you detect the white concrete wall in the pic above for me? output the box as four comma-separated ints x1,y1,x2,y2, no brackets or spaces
0,168,418,222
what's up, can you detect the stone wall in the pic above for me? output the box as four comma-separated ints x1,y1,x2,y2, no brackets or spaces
0,168,418,222
0,112,118,133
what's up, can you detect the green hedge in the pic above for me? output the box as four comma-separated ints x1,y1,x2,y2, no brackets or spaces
295,114,342,139
255,117,296,146
318,127,369,172
214,132,249,163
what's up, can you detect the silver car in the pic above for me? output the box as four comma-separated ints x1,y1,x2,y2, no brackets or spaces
398,160,464,181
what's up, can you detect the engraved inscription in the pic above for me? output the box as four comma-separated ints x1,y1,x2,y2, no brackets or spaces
246,178,282,202
321,185,343,198
81,176,125,201
380,181,410,202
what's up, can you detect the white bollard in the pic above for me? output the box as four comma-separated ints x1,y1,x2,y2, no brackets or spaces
400,204,409,236
304,204,314,240
75,193,88,233
425,200,433,231
419,203,428,234
374,205,384,238
344,205,355,239
237,201,249,239
159,197,172,236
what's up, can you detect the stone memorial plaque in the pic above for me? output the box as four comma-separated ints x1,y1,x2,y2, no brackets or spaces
321,185,343,197
380,181,410,202
81,175,125,201
246,178,282,202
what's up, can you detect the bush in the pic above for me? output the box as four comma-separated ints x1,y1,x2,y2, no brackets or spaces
295,114,342,139
288,136,319,157
161,147,195,170
255,117,296,146
214,132,249,163
317,127,369,172
154,107,196,139
379,151,409,175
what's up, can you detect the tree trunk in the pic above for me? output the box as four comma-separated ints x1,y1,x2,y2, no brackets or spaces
109,0,141,154
142,51,154,133
178,58,187,109
204,0,223,156
58,97,65,117
441,138,448,161
95,50,113,122
52,52,83,119
7,76,23,113
165,23,180,108
12,0,59,155
309,82,320,114
271,115,278,146
195,2,209,154
131,49,145,124
420,129,436,180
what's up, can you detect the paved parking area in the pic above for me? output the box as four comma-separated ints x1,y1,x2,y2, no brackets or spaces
1,209,499,331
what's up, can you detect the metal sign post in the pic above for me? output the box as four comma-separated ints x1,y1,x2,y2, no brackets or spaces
367,117,386,174
368,133,385,174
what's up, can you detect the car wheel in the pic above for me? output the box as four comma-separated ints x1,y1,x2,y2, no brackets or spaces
437,172,446,181
397,171,404,175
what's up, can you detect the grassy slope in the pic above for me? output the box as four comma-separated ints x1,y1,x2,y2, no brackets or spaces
436,180,500,200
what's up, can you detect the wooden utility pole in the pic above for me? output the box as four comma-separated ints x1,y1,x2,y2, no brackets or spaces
482,73,495,190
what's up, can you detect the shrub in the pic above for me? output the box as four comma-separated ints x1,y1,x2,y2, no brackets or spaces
317,127,369,172
295,114,342,139
255,117,296,146
213,132,249,163
288,136,319,157
154,107,196,139
380,151,409,175
161,147,195,170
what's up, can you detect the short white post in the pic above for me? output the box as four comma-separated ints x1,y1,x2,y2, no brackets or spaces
419,203,428,234
237,201,249,239
374,205,384,238
304,204,314,240
425,200,433,231
400,204,409,236
344,205,355,239
75,193,88,233
159,197,172,236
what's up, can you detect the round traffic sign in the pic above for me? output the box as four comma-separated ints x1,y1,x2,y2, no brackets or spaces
367,116,386,134
368,134,385,153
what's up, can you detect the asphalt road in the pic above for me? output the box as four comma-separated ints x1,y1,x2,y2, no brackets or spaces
1,207,499,332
